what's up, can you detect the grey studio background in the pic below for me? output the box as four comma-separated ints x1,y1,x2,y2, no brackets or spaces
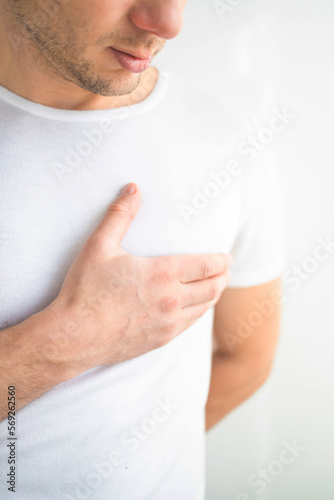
156,1,334,499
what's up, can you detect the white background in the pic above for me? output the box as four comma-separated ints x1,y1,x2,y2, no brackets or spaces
157,0,334,498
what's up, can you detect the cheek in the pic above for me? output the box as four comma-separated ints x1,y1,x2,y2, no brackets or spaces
57,0,135,55
68,0,129,32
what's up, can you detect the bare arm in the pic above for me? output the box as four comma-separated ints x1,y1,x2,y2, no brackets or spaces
1,183,232,423
0,258,228,423
205,277,282,431
0,306,81,422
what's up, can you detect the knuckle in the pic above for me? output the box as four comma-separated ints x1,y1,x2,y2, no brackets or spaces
106,202,131,215
200,258,214,279
159,295,179,313
150,268,173,287
159,269,172,284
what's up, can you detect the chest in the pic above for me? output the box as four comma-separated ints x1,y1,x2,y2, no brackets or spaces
0,125,242,325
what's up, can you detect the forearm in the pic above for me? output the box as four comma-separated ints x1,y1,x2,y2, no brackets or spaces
0,306,82,422
205,351,270,431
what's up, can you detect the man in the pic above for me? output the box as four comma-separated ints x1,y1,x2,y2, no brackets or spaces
0,1,285,499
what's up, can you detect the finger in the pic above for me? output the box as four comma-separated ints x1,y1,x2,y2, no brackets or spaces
179,298,217,327
180,272,228,308
89,183,141,252
170,253,233,283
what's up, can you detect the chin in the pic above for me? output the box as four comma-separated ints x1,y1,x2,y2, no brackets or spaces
74,68,140,97
105,70,141,95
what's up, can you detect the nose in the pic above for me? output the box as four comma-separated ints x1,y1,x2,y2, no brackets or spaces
129,0,184,40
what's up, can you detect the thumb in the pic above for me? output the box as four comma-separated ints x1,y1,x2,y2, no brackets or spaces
92,182,141,251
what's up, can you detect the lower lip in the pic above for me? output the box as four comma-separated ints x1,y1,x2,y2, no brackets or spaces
109,48,152,73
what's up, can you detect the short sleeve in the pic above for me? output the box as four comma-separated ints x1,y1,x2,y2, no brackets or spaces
227,149,287,288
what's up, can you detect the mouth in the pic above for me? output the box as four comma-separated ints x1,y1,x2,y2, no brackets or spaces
113,47,155,60
109,47,153,73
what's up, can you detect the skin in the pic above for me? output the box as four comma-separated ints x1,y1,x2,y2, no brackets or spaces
0,0,282,432
206,277,281,430
0,185,231,420
0,0,185,109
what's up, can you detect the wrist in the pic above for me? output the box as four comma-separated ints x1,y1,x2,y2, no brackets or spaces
31,303,89,382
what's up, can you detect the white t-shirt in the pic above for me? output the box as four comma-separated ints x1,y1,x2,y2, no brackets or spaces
0,68,285,500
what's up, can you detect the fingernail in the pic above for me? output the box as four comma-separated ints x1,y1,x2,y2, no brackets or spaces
121,183,136,195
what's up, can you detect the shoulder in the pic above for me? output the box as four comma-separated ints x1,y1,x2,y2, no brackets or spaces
159,70,260,181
